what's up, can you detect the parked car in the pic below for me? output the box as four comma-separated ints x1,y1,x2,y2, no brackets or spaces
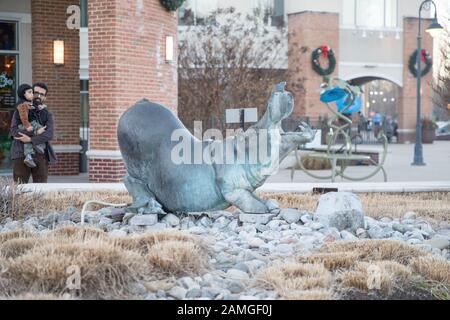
436,121,450,141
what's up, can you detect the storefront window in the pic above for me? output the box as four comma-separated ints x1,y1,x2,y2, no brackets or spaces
0,21,18,173
0,21,17,51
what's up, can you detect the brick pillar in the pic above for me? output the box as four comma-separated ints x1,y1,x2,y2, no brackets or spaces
287,11,339,119
87,0,178,182
31,0,81,175
398,17,434,143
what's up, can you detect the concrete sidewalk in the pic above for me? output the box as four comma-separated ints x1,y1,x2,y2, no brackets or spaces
19,181,450,194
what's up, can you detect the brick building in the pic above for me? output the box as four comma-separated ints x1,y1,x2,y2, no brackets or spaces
0,0,446,181
0,0,178,181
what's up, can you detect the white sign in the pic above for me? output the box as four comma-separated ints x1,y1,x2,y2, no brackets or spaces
225,108,258,124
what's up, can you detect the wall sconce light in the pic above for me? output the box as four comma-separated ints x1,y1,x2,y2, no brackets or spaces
165,36,174,62
53,40,65,65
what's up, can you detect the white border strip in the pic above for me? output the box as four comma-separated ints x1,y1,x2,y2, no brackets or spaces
53,144,82,153
86,149,123,159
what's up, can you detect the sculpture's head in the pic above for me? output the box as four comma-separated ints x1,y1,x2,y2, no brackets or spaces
267,82,294,124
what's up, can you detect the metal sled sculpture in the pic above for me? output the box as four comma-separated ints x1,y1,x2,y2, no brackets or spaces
292,78,388,182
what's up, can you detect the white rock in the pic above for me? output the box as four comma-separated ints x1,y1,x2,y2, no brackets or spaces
239,213,274,225
367,225,385,239
145,223,168,231
314,192,364,232
424,237,450,250
168,286,187,300
248,237,265,248
392,223,414,234
245,260,266,273
274,244,294,254
4,221,21,231
296,226,313,235
226,269,249,280
406,230,425,241
322,227,341,240
404,211,417,220
340,230,357,240
300,214,312,224
129,214,158,226
407,239,423,245
214,216,230,229
162,214,180,227
310,222,325,231
228,220,239,232
260,230,282,241
189,226,207,235
199,216,212,227
179,277,200,290
356,228,368,238
279,208,302,224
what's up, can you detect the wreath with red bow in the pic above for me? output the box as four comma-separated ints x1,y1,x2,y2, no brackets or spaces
312,46,336,76
408,49,432,78
160,0,185,11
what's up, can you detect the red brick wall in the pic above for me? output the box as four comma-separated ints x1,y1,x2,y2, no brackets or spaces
288,12,339,119
87,0,178,182
31,0,80,174
88,158,126,182
48,153,79,175
398,17,434,143
88,0,178,151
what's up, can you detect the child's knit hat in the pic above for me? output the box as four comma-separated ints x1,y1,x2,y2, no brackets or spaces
17,84,33,101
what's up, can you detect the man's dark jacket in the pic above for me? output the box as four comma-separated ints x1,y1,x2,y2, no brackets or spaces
9,107,57,164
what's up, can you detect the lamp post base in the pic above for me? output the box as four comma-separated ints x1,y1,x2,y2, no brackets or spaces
411,162,426,166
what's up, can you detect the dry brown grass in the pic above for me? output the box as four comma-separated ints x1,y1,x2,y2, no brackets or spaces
36,191,132,214
147,240,210,277
339,261,412,295
113,230,202,254
0,177,42,222
0,226,210,299
258,240,450,300
0,230,35,242
259,262,333,300
320,240,427,265
412,256,450,285
298,252,360,271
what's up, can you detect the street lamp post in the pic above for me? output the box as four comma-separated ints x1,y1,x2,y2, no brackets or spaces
412,0,443,166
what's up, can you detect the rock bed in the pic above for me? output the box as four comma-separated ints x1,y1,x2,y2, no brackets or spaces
0,192,449,300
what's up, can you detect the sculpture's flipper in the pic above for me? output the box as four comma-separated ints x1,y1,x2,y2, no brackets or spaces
124,174,166,215
222,189,268,214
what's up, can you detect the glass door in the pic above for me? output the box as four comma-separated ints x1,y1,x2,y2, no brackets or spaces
0,20,19,173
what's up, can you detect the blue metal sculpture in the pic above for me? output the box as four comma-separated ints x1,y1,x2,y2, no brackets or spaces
293,78,388,182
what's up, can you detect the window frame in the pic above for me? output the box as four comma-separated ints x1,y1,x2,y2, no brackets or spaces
178,0,285,28
343,0,398,29
0,19,20,109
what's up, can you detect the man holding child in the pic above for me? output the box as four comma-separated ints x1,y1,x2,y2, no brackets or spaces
9,82,57,183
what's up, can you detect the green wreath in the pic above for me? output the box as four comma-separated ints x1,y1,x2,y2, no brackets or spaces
408,49,432,78
160,0,185,11
312,46,336,76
